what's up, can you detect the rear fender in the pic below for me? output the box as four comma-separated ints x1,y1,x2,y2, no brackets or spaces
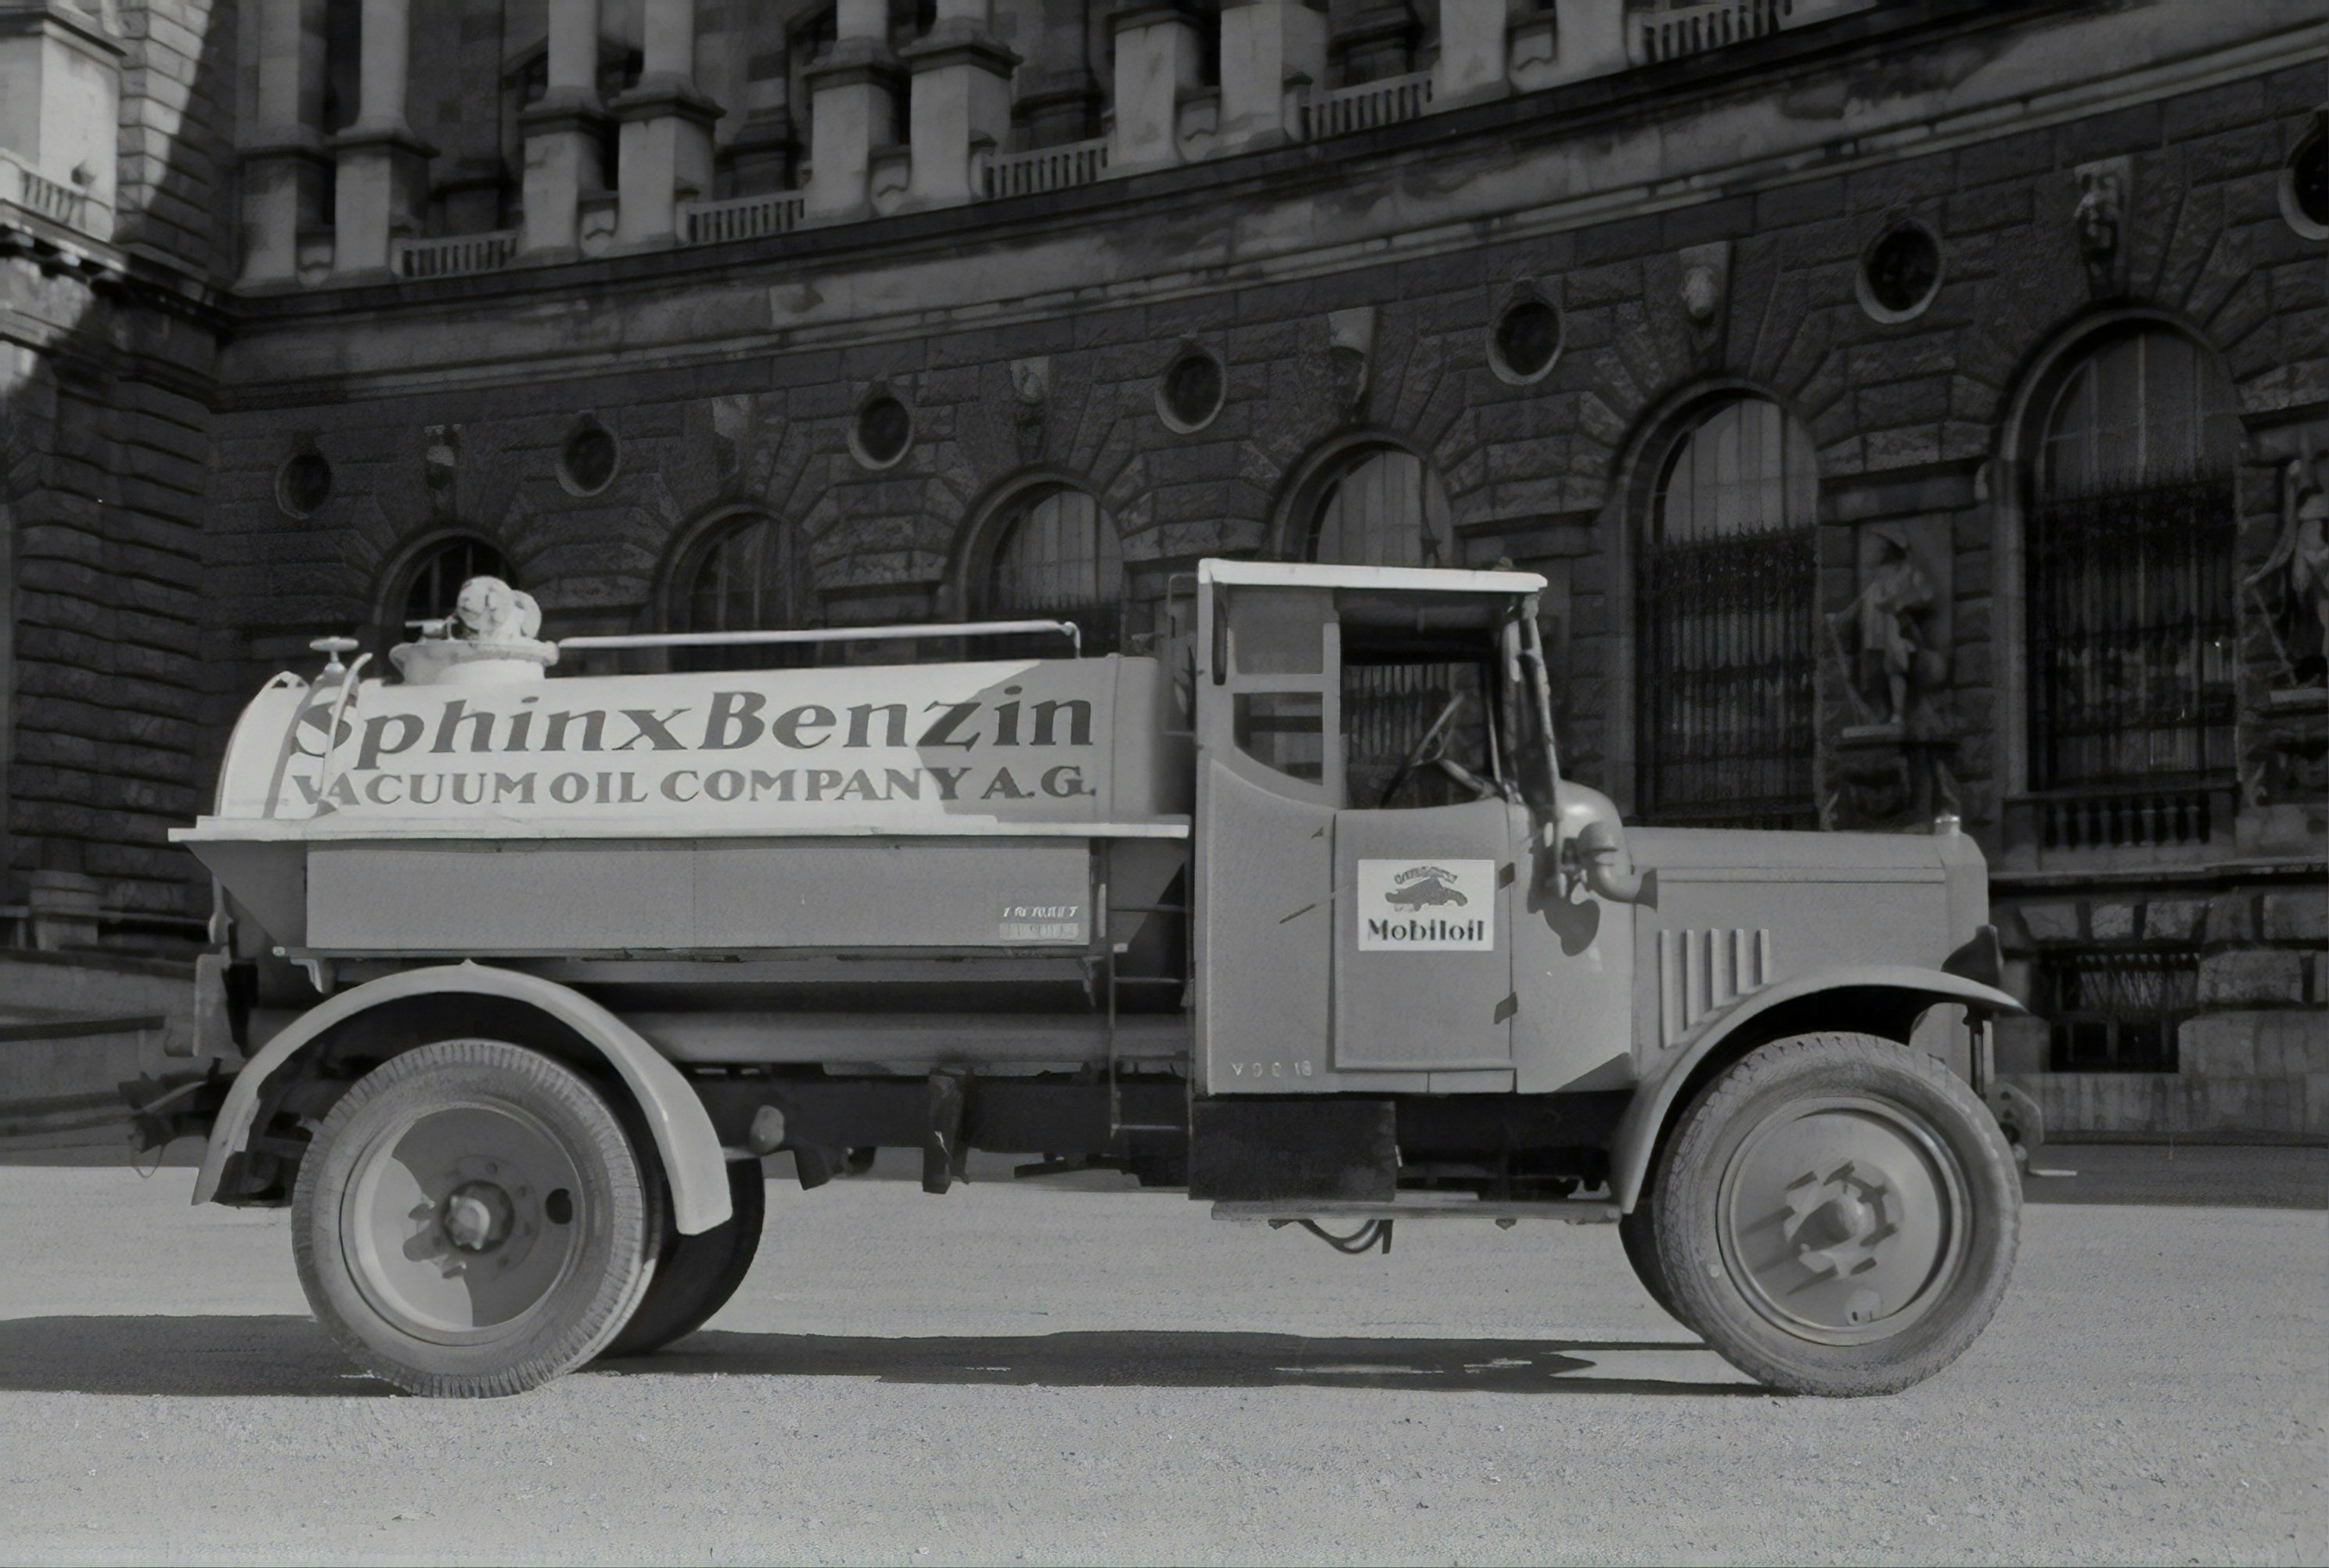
1608,965,2024,1213
192,962,732,1234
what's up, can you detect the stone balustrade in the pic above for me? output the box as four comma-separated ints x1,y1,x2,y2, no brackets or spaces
391,229,521,279
1300,70,1434,140
681,192,809,244
0,149,111,243
978,138,1111,201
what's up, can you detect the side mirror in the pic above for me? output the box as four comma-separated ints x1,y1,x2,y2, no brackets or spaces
1550,781,1656,907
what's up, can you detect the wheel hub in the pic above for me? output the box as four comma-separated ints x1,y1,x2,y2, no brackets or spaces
1717,1097,1969,1346
442,1181,516,1252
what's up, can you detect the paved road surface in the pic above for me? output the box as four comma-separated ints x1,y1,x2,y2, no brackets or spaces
1,1155,2322,1565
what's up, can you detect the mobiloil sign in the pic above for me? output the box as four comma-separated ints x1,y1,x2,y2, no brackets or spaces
1355,860,1495,950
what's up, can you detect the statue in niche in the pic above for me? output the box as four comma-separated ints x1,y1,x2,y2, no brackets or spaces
2244,454,2328,689
1833,523,1940,729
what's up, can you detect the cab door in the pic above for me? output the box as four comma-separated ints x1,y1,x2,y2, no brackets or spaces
1332,797,1514,1072
1330,652,1516,1077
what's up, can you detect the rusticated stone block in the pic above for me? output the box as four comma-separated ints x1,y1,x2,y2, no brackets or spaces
2090,902,2136,940
2252,1011,2329,1075
2178,1013,2259,1076
2206,893,2257,944
2198,950,2307,1007
2146,898,2208,941
2259,889,2328,944
2016,902,2082,944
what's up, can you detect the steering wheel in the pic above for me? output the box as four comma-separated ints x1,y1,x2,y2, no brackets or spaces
1375,692,1500,807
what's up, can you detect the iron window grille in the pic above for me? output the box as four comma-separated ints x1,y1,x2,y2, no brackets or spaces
2025,330,2238,847
678,516,819,671
397,538,511,643
986,487,1121,656
1639,398,1820,829
2038,947,2198,1074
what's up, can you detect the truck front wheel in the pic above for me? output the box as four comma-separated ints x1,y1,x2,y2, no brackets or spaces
292,1039,659,1397
1647,1031,2019,1396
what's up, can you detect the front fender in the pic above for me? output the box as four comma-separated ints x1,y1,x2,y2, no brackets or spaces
193,962,732,1234
1607,965,2024,1213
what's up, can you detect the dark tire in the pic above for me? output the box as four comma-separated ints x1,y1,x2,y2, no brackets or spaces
1648,1031,2019,1397
602,1158,766,1358
1618,1202,1692,1329
292,1039,660,1397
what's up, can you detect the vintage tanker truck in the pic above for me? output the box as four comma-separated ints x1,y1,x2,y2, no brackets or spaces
161,560,2025,1397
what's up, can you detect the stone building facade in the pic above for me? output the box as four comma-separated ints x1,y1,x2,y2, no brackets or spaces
2,0,2324,1135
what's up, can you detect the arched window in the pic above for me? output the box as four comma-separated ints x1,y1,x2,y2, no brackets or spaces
1307,448,1452,568
2026,329,2237,830
1638,397,1820,829
985,485,1121,652
676,515,817,670
392,536,513,642
1307,448,1474,804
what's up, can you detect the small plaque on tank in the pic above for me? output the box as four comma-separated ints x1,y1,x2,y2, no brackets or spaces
998,901,1086,942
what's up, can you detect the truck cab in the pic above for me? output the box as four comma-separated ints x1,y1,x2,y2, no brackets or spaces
155,563,2028,1401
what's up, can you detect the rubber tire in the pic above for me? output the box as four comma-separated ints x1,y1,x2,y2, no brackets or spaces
293,1039,660,1397
1648,1031,2020,1397
602,1158,767,1358
1618,1202,1693,1330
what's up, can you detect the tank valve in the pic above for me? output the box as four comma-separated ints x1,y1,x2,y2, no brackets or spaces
309,636,361,679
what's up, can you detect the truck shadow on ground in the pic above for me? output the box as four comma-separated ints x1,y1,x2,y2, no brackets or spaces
0,1316,1762,1399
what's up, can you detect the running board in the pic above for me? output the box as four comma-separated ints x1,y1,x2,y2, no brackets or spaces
1210,1195,1620,1226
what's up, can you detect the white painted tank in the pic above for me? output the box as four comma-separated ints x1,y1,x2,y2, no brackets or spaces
174,606,1192,960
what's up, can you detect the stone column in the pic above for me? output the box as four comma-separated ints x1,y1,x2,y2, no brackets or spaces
239,0,328,282
521,0,610,255
900,0,1018,209
1544,0,1628,84
1110,6,1200,175
1433,0,1507,106
612,0,723,245
332,0,437,276
1217,0,1325,153
802,0,900,223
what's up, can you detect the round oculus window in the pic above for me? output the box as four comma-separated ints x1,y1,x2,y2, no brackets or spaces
275,450,333,519
1158,351,1225,433
559,422,620,494
2282,115,2327,239
1859,222,1944,322
1491,297,1561,383
853,395,913,468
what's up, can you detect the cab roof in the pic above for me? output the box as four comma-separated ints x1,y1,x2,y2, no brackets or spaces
1198,559,1549,595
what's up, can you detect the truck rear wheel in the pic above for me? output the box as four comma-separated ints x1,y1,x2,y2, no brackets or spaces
602,1157,765,1358
292,1039,659,1397
1648,1031,2018,1397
